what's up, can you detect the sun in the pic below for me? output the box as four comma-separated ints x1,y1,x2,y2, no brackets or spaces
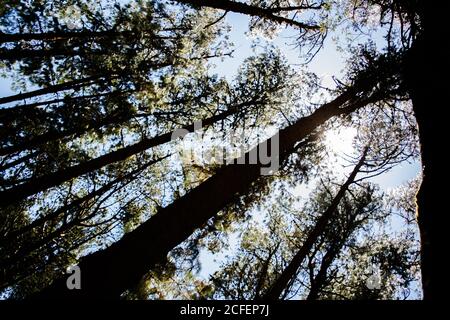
324,127,357,156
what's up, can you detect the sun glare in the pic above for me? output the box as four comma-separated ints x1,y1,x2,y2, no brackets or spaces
324,127,358,156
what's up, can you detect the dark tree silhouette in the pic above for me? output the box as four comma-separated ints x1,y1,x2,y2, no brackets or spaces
31,56,401,298
263,148,368,300
0,0,436,300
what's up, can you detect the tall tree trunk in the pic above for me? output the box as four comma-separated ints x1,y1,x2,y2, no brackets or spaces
402,1,444,301
0,151,40,171
262,149,367,300
31,87,377,299
254,244,279,299
306,235,348,300
175,0,320,30
0,47,109,62
402,37,433,301
0,106,136,156
0,102,253,206
0,91,128,116
0,75,109,105
0,155,168,285
0,31,122,43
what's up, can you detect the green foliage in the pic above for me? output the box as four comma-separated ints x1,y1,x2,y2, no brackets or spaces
0,0,423,300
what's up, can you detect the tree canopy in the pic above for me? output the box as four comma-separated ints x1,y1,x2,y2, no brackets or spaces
0,0,440,301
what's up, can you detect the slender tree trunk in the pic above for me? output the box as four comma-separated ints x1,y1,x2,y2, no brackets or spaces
0,91,134,145
0,31,123,43
0,47,109,62
402,1,444,300
254,244,279,299
262,149,367,300
0,156,167,245
0,103,251,206
307,237,347,300
0,55,209,107
0,155,168,278
403,38,429,300
0,75,109,105
0,107,135,156
175,0,320,30
0,151,40,171
31,87,376,299
0,91,128,116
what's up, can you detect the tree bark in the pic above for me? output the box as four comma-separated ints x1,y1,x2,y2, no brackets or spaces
175,0,320,30
0,107,135,156
31,87,376,299
306,233,349,300
0,151,40,171
0,155,168,282
0,91,127,116
402,1,444,300
307,246,338,300
0,31,122,43
262,149,367,300
0,47,109,62
0,102,252,206
0,75,109,105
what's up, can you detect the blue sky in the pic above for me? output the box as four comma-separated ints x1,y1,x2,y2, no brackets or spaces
0,12,420,190
209,12,420,188
0,9,421,299
195,12,421,297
